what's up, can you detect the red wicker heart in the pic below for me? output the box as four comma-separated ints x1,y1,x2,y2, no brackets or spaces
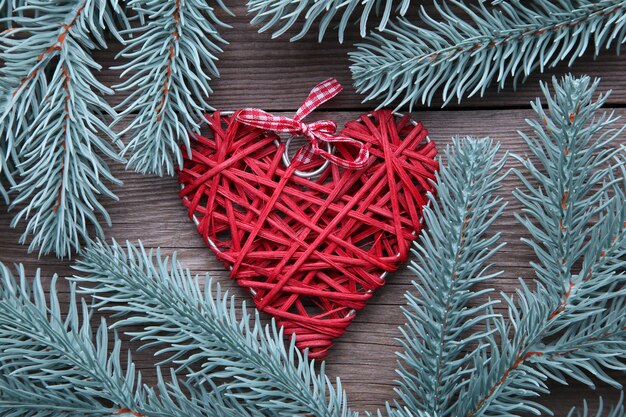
178,109,438,359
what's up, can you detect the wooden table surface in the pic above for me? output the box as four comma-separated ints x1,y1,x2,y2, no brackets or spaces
1,2,626,415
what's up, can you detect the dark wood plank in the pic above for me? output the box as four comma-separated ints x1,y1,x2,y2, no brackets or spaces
1,109,625,414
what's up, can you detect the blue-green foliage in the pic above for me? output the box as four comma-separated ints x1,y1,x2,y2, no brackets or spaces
514,77,624,300
247,0,410,43
0,76,624,417
0,0,231,257
395,138,507,417
449,76,626,417
115,0,230,176
0,0,126,257
569,396,625,417
73,239,353,417
350,0,626,109
0,0,15,204
0,263,273,417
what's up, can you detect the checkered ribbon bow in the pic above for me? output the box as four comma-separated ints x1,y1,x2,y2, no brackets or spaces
236,78,370,169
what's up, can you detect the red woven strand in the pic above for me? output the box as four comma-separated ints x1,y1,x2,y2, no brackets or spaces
178,109,439,359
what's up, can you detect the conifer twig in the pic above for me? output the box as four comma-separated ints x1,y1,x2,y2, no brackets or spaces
0,264,269,417
73,239,351,417
452,75,626,417
350,0,626,109
115,0,231,176
396,137,508,417
0,0,127,257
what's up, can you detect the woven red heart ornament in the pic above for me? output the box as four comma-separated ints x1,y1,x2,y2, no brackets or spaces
178,80,438,359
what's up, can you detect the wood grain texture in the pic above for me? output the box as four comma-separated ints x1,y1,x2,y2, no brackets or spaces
2,2,626,414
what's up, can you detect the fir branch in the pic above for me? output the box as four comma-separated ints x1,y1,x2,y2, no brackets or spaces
451,75,626,417
514,78,626,385
539,181,626,387
459,274,624,417
350,0,626,109
9,60,121,258
395,137,507,417
513,75,624,301
454,196,626,417
0,263,268,417
247,0,410,43
569,395,626,417
72,239,352,417
115,0,231,176
0,0,126,257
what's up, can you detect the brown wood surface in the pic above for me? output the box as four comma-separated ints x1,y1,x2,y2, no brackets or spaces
1,2,626,415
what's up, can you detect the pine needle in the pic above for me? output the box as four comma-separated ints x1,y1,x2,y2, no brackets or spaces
350,1,626,109
114,0,231,176
0,0,127,257
247,0,410,43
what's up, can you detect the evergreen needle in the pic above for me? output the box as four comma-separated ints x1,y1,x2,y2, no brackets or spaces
0,0,127,257
114,0,231,176
247,0,410,43
350,1,626,109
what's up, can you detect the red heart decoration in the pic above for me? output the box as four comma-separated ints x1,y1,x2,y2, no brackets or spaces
178,109,438,359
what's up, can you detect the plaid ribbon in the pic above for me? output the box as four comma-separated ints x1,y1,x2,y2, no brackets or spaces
236,78,370,169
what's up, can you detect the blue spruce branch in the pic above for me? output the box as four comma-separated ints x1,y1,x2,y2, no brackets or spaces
1,0,28,203
454,191,625,416
350,0,626,109
449,75,626,417
395,137,508,417
73,239,353,417
0,0,127,257
0,263,270,417
514,76,624,301
247,0,410,43
114,0,231,176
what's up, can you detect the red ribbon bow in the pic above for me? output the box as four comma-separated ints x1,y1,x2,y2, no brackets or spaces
236,78,370,169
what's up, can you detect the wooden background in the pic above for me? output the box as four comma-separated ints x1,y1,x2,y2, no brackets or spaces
1,2,626,414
